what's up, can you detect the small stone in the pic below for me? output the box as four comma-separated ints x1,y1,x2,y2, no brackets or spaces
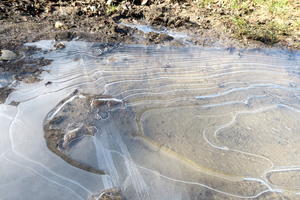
0,50,17,61
289,82,297,88
55,21,64,29
107,0,113,5
89,188,122,200
89,6,97,12
21,16,28,22
54,42,66,49
45,81,52,86
141,0,149,5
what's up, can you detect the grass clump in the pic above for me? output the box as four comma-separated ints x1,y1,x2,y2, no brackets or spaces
106,4,118,15
232,16,286,44
198,0,299,45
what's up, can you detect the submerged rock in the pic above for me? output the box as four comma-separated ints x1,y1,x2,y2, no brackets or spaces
0,50,17,61
146,32,174,44
89,188,123,200
54,41,66,49
0,72,14,88
43,89,126,175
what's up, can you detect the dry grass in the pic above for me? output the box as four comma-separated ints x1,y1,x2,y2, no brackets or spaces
197,0,300,46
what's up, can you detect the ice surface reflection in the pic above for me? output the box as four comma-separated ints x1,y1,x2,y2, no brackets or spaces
0,40,299,200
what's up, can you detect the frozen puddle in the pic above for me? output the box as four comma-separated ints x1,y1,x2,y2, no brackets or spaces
0,40,299,200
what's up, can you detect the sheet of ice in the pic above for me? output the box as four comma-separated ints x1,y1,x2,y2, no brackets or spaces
0,40,299,200
120,23,189,39
0,72,14,88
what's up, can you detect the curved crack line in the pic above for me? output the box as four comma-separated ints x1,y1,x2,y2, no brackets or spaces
263,168,300,192
101,70,296,93
48,62,289,85
121,88,274,103
2,156,85,200
108,79,292,97
7,104,93,197
8,66,296,105
209,104,300,183
211,107,276,169
46,48,295,70
109,149,277,199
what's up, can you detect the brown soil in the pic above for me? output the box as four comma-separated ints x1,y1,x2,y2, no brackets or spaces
0,0,299,102
0,87,13,103
1,0,298,49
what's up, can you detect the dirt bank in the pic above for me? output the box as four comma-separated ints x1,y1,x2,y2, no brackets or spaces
1,0,299,49
0,0,299,103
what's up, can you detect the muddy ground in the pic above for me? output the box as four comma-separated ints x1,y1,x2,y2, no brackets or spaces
0,0,299,102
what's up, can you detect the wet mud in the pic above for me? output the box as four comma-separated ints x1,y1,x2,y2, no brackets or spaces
0,45,52,103
2,0,298,53
88,188,123,200
43,89,127,175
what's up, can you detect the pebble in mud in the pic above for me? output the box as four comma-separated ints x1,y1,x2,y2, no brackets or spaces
54,41,66,49
54,21,65,29
0,50,17,61
146,32,174,44
89,188,123,200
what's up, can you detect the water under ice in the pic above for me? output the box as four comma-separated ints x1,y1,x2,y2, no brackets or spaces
0,40,299,200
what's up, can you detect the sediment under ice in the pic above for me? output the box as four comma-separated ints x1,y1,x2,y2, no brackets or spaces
0,40,299,200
